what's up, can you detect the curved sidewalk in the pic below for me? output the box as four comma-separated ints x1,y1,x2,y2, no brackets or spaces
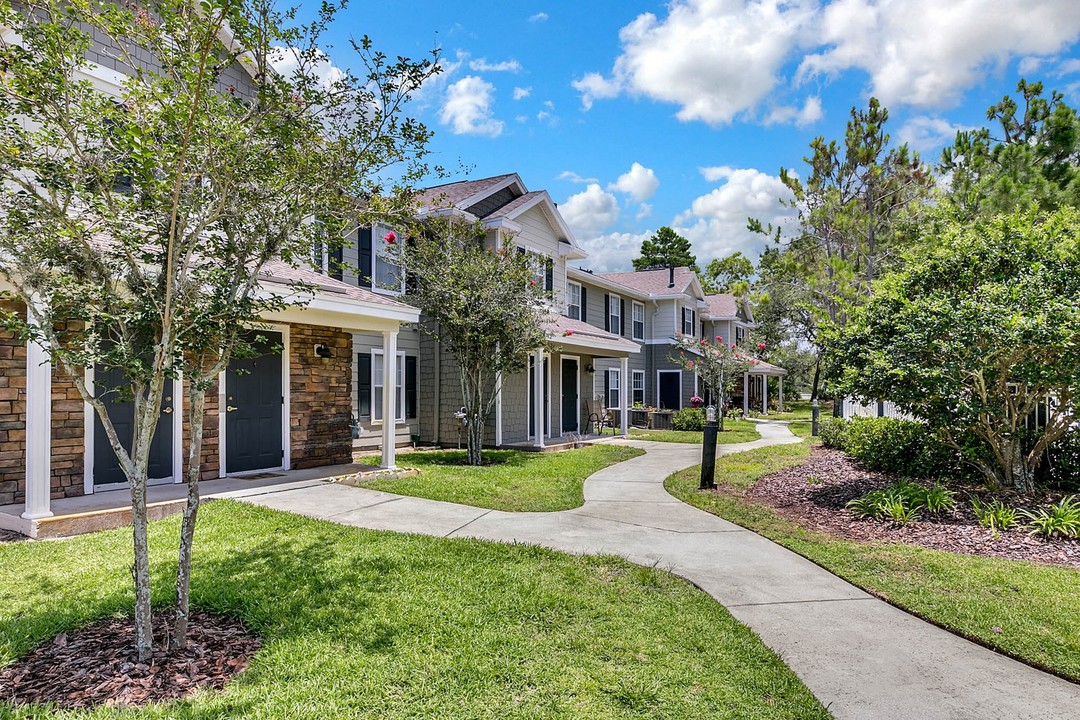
240,422,1080,719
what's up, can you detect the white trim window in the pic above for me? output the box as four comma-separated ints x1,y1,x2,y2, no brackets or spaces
682,307,695,336
606,369,620,411
372,350,405,422
609,297,621,336
566,281,582,320
632,301,645,341
373,223,405,295
632,370,645,406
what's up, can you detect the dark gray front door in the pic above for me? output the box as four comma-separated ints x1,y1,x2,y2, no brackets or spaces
94,373,174,487
658,371,681,411
561,359,578,432
226,331,283,473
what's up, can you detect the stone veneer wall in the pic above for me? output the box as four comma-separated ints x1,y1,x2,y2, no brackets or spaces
0,300,85,505
289,323,352,469
181,378,220,482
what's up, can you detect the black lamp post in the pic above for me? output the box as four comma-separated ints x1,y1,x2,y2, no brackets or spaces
700,404,719,489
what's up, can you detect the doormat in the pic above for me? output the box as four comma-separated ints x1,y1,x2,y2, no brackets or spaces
233,472,286,480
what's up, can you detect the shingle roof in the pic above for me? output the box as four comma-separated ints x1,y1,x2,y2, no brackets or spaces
703,294,739,319
415,174,517,211
541,314,639,353
260,259,418,310
484,190,543,220
597,267,697,295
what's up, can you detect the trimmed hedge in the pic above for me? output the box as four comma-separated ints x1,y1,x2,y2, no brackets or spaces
672,407,706,432
819,416,961,479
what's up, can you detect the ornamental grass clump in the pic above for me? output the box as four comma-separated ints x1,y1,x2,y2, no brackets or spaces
1023,496,1080,540
846,479,956,526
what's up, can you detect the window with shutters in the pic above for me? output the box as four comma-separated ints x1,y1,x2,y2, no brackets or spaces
632,301,645,340
371,349,405,422
682,307,695,336
609,296,621,336
566,281,582,320
632,370,645,406
372,223,405,295
606,369,620,410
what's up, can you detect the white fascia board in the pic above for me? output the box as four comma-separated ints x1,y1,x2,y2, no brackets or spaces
482,217,522,233
254,284,420,328
552,337,640,356
418,206,476,223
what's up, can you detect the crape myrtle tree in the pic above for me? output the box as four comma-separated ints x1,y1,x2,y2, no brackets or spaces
671,333,754,431
0,0,437,659
392,219,549,465
826,208,1080,494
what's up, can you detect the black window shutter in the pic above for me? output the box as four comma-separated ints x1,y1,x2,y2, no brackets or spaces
405,356,417,419
545,258,553,291
620,298,626,337
358,227,373,288
580,286,588,322
604,370,610,408
604,294,610,332
357,353,371,418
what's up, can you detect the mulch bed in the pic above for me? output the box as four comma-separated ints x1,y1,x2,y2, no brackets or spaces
742,445,1080,569
0,529,24,543
0,611,260,709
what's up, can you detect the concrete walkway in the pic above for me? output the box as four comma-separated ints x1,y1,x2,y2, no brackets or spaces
240,422,1080,719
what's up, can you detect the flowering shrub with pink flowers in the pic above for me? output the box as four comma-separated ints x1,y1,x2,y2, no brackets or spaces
670,333,759,429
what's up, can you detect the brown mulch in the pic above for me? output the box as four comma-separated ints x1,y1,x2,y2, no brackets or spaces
0,611,260,709
744,445,1080,569
0,529,24,543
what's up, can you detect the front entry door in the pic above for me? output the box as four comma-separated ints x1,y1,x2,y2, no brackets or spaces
561,359,578,433
225,331,283,473
528,356,550,437
658,371,681,411
94,373,174,487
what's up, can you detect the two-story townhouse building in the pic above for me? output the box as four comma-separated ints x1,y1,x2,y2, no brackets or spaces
0,14,419,536
701,294,788,414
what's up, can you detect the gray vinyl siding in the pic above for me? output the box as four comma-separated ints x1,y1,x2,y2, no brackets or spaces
352,329,421,439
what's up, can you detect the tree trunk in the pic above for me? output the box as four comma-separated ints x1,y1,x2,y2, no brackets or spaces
129,476,154,661
810,358,821,401
171,381,207,649
466,413,484,465
1002,437,1036,495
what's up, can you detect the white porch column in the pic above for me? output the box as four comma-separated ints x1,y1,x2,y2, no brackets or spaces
23,336,53,520
762,375,768,414
778,376,784,413
494,371,503,448
533,349,545,449
742,373,749,416
380,330,398,469
619,356,629,435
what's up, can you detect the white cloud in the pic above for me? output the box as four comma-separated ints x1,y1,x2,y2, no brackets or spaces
558,170,598,184
797,0,1080,107
513,86,532,100
529,12,549,23
573,0,814,123
439,76,504,137
560,184,621,239
608,162,660,202
469,58,523,73
1057,58,1080,76
571,72,621,111
764,96,823,127
270,46,347,89
897,116,973,154
1019,56,1047,75
575,0,1080,124
576,231,653,273
636,203,653,220
675,167,797,263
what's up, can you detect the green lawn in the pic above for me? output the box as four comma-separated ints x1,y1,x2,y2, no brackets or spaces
665,443,1080,682
765,399,831,421
0,502,830,719
629,419,760,445
362,445,643,512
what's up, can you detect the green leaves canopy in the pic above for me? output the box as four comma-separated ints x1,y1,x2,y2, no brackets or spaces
826,209,1080,492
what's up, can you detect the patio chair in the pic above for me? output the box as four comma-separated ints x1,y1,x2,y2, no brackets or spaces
585,398,617,436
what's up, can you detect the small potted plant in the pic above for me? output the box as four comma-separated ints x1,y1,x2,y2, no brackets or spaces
690,394,704,408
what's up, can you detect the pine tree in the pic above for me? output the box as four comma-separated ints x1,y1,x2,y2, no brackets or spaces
633,226,699,271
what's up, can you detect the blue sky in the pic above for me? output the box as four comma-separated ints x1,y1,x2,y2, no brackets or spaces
303,1,1080,272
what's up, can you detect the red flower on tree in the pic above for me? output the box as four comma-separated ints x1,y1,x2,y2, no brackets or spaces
758,342,766,350
383,231,397,244
715,335,722,342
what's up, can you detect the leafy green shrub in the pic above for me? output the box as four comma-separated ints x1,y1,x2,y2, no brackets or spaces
1043,430,1080,492
845,479,934,526
922,483,958,514
971,497,1020,531
1023,496,1080,539
671,407,706,432
819,418,847,449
